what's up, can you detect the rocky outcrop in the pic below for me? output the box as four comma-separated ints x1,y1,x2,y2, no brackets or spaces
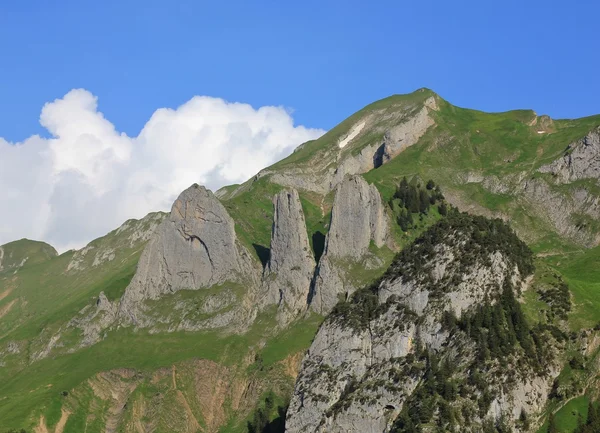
287,215,556,433
68,292,118,348
329,100,436,188
539,127,600,183
261,189,316,323
521,177,600,247
309,176,388,314
262,96,437,196
119,184,258,326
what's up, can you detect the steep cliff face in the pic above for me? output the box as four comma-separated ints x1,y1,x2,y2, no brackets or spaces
539,127,600,183
328,99,437,189
118,184,259,329
520,177,600,247
70,177,389,342
261,189,316,323
310,175,389,314
255,92,438,196
287,214,558,433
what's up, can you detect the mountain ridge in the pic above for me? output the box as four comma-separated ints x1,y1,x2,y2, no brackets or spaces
1,89,600,432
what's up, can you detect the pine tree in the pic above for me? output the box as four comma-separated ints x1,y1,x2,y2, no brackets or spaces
438,202,448,216
419,189,430,213
400,176,409,189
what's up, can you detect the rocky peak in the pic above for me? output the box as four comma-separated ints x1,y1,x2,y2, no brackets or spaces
323,176,387,259
309,175,389,314
261,189,316,323
118,184,258,324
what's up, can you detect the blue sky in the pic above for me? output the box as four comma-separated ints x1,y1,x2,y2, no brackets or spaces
1,0,599,250
1,0,599,142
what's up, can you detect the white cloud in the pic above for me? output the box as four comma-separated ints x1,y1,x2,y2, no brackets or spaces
0,89,325,252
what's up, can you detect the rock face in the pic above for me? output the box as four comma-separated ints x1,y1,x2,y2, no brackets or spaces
260,96,437,196
329,100,437,189
119,184,258,325
539,127,600,183
521,177,600,247
68,291,118,348
287,215,557,433
309,175,388,314
261,189,316,323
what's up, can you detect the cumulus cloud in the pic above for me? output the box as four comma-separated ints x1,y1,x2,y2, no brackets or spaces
0,89,324,252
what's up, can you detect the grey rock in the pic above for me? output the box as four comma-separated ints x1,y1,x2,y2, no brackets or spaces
539,127,600,183
310,175,389,314
373,101,437,167
325,176,387,259
118,184,258,325
520,177,600,247
261,189,316,324
68,291,119,348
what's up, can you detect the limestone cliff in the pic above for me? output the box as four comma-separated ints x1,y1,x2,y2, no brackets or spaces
261,189,316,324
118,184,259,328
456,126,600,248
310,175,389,314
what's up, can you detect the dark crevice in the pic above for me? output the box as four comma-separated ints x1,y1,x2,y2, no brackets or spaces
311,231,326,263
253,244,270,269
372,142,387,168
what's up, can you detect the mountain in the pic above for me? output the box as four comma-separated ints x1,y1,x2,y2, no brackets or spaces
0,239,57,272
1,89,600,433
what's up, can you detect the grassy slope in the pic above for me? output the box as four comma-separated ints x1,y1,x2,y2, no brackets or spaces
546,246,600,330
0,239,57,270
1,310,323,430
